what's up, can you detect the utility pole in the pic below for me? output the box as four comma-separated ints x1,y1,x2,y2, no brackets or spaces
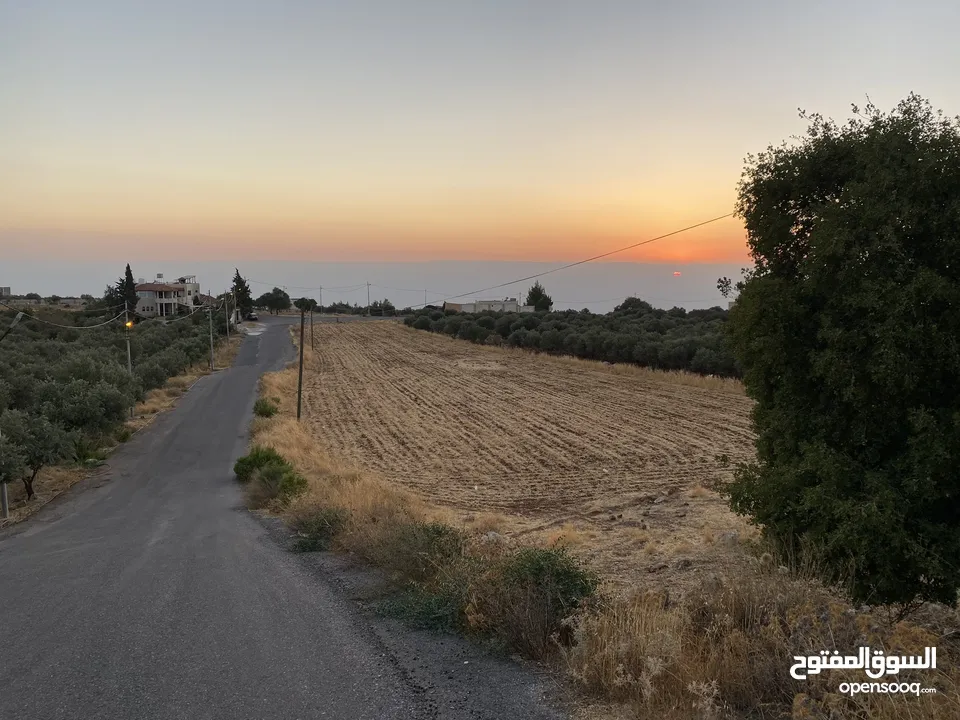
297,308,305,421
318,286,322,315
310,306,314,350
366,282,371,316
224,290,230,340
424,289,427,308
124,302,134,418
208,300,215,372
0,427,7,519
0,312,23,343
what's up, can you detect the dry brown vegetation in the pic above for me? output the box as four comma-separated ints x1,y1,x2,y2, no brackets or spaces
299,322,756,589
251,323,959,719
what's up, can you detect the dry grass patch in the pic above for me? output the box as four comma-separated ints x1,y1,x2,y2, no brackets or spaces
0,466,89,527
461,511,511,534
250,414,445,560
544,523,588,548
565,569,960,719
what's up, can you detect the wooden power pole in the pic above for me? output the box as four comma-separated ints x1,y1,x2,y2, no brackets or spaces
297,308,305,421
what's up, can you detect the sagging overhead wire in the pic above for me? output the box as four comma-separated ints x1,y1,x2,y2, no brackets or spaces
246,279,367,292
132,302,211,324
0,301,128,330
409,212,735,309
370,283,453,296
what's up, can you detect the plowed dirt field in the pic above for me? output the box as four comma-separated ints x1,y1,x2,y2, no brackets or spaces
300,322,757,586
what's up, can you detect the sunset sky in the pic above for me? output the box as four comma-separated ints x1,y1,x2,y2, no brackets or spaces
3,0,959,265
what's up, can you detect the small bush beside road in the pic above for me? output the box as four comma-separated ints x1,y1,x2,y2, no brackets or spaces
233,445,290,483
253,397,279,418
233,446,307,508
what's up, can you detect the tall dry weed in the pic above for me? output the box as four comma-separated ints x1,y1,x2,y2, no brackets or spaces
564,569,960,719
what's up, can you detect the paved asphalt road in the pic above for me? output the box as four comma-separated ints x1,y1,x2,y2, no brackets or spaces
0,318,563,720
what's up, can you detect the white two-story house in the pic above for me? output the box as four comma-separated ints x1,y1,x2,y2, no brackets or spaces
136,274,202,318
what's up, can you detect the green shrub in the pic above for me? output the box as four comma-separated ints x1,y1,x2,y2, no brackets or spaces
71,434,107,467
247,460,307,507
481,546,598,657
378,583,465,632
292,507,349,551
0,435,26,486
253,397,279,418
114,426,133,443
501,547,597,614
136,361,168,391
373,521,465,585
154,348,190,377
233,445,288,483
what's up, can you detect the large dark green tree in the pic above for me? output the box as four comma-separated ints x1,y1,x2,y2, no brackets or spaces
255,287,291,314
118,264,138,312
720,94,960,608
103,264,139,312
525,282,553,312
231,269,253,318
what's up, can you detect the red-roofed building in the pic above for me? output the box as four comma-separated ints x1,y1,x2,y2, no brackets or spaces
136,273,201,318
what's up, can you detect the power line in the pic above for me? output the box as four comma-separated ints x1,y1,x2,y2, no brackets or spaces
0,301,127,330
247,279,366,292
409,212,734,309
370,283,452,296
134,304,209,324
240,212,733,309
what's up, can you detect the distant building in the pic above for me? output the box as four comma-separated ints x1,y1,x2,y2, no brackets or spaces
136,274,202,318
0,287,10,297
443,298,533,314
3,297,39,306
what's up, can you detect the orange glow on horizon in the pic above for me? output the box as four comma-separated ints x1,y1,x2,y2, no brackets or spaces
1,219,749,264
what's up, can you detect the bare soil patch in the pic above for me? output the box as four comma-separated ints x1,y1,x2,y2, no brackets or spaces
299,323,757,589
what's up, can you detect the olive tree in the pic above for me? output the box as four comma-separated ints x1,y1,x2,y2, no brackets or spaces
0,410,71,499
0,435,26,499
